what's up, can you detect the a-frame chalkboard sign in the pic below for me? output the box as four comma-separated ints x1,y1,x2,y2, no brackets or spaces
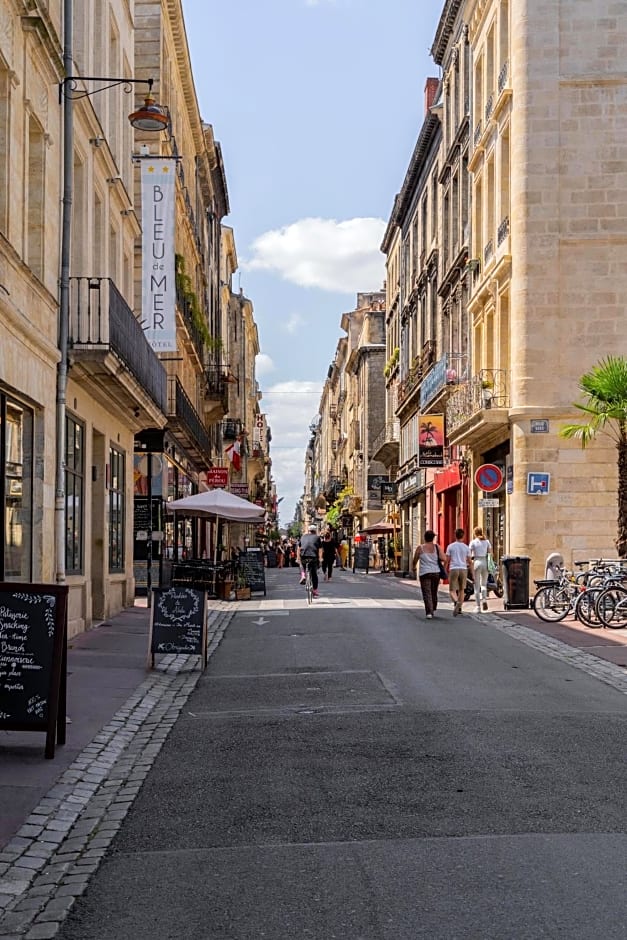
0,583,69,759
148,587,207,670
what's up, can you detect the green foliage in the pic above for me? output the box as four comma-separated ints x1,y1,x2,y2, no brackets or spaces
324,485,353,527
560,356,627,447
175,253,222,350
561,356,627,557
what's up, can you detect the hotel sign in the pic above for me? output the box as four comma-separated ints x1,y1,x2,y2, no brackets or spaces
141,157,177,352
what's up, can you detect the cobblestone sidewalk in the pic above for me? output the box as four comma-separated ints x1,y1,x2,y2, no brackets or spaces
0,605,235,940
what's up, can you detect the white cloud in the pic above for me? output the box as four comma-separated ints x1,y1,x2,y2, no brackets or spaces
244,217,386,294
255,352,276,376
286,312,304,334
263,380,321,522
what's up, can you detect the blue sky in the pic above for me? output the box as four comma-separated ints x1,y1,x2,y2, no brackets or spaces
181,0,442,522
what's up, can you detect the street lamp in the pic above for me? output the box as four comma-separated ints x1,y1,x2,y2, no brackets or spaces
55,0,167,584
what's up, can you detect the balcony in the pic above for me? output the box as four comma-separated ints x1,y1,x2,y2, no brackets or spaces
397,357,423,409
203,365,230,421
175,281,206,366
446,369,510,444
497,216,510,247
498,60,509,95
68,277,167,423
371,420,400,467
222,418,242,441
166,376,212,464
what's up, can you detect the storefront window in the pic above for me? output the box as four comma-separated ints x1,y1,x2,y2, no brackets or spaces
109,446,125,571
65,415,84,574
2,397,33,581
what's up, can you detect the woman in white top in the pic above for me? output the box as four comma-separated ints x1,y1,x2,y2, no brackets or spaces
412,530,447,619
469,526,492,612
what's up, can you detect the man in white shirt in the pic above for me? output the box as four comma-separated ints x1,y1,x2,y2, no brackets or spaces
445,527,472,616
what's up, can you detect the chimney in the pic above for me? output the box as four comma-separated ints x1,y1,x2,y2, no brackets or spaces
424,77,439,116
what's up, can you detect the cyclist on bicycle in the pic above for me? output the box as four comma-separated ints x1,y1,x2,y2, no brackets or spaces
298,524,323,597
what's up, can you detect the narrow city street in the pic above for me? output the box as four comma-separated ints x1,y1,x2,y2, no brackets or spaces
2,570,622,939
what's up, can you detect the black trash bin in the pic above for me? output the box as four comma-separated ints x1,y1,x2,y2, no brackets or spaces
501,555,531,610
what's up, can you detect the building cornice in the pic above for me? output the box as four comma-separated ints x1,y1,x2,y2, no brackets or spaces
430,0,463,66
393,112,441,228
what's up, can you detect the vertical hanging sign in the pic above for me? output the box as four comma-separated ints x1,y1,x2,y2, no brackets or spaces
141,158,177,352
418,414,445,468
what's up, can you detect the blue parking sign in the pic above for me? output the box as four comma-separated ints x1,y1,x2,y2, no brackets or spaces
527,472,550,495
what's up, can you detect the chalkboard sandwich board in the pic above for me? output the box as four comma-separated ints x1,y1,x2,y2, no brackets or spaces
149,587,207,670
353,546,370,573
237,549,267,595
0,583,69,759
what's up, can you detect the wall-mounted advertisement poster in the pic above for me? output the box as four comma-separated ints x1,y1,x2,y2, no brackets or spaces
418,414,445,468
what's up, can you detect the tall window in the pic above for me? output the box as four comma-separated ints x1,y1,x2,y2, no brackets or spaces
109,446,125,571
0,62,10,234
27,115,45,280
65,415,84,574
1,396,33,581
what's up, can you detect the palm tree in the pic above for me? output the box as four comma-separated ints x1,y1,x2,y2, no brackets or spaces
560,356,627,557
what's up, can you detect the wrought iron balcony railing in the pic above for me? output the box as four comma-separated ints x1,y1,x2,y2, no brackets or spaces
484,239,494,266
473,120,483,148
498,60,509,95
175,282,206,363
497,216,510,246
69,276,167,413
371,420,400,458
167,376,212,460
485,93,494,122
446,369,509,433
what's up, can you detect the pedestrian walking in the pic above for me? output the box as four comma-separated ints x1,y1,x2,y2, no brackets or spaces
445,527,472,616
412,530,447,619
469,526,492,612
339,538,349,569
321,528,339,581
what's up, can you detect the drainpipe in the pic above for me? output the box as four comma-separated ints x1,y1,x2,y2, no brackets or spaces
55,0,73,584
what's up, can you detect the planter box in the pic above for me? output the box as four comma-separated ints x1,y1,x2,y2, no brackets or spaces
235,587,251,600
217,580,234,600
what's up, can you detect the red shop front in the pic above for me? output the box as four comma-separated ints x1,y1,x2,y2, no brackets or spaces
434,463,469,549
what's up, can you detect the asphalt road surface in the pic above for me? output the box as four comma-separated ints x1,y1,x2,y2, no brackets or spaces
59,569,627,939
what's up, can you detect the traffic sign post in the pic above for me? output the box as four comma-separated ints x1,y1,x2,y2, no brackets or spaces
474,463,503,493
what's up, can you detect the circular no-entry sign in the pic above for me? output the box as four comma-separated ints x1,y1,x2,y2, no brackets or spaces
474,463,503,492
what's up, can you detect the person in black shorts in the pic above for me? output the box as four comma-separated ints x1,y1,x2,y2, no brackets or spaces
297,525,323,596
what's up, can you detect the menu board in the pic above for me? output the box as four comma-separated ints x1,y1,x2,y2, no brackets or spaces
237,549,266,595
0,583,68,759
353,546,370,573
149,587,207,669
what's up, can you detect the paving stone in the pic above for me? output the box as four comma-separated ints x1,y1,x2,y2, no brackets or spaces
38,894,75,915
0,909,36,929
26,924,61,938
13,858,45,872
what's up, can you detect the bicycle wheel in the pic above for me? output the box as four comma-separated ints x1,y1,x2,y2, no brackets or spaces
574,587,604,628
596,585,627,628
305,569,313,605
532,585,572,622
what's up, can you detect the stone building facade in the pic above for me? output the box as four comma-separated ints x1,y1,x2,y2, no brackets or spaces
0,1,269,633
381,0,627,575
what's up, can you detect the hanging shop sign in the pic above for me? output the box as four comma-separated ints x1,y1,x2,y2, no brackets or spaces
141,157,177,352
418,414,445,468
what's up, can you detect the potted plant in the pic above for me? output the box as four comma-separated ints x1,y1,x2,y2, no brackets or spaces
235,570,251,601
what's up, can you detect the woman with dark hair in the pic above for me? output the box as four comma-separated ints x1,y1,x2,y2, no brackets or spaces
321,528,339,581
412,530,447,619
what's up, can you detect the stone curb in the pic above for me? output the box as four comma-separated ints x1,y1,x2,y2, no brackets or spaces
470,610,627,696
0,603,237,939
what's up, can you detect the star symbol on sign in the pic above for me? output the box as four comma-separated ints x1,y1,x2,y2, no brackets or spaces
147,165,156,173
162,165,170,173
